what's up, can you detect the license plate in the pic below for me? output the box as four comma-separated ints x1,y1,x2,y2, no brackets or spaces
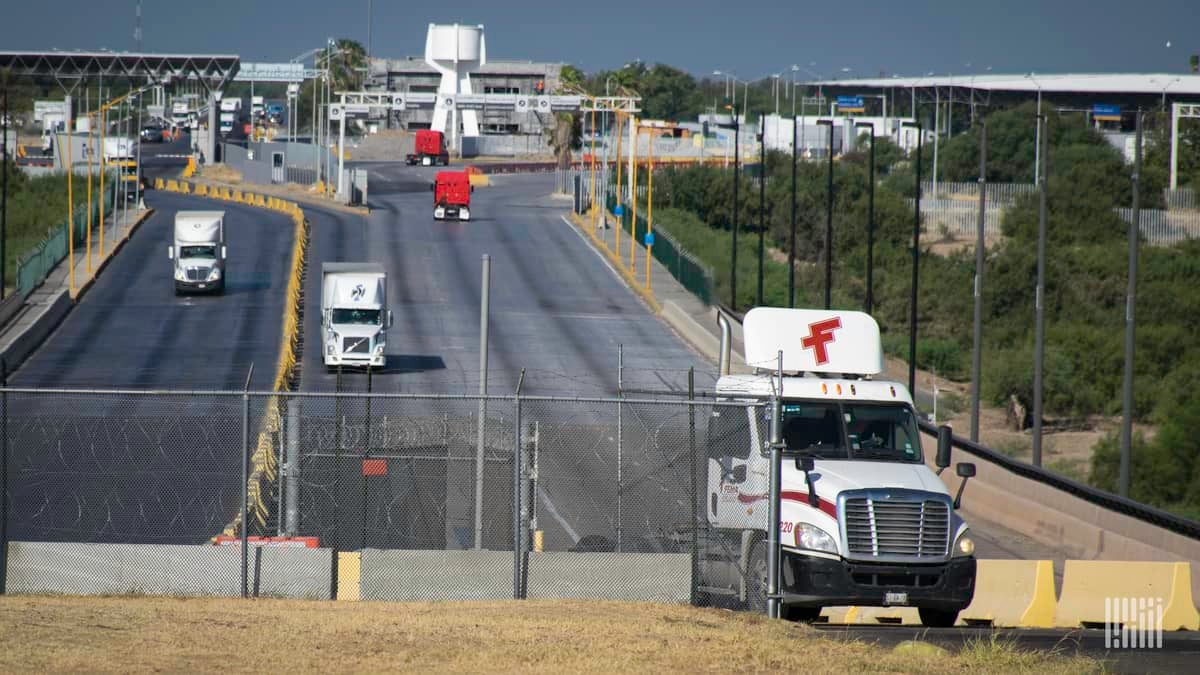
197,283,207,288
884,592,909,606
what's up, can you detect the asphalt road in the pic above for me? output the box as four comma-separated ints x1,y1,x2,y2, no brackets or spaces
6,186,294,544
812,624,1200,672
291,166,708,552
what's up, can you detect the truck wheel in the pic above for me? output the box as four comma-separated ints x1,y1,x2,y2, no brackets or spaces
918,608,959,628
744,539,769,614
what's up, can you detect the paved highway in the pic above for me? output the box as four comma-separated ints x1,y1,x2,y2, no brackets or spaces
7,186,294,544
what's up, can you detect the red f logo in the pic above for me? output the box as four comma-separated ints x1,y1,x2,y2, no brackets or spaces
801,317,842,365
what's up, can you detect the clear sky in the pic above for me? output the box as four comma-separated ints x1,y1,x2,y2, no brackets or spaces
1,0,1196,78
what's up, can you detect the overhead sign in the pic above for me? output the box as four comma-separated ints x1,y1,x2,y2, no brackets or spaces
1093,103,1121,122
234,62,308,82
837,96,865,113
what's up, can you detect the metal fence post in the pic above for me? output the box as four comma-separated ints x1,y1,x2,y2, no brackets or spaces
512,369,525,599
766,351,784,619
688,367,698,606
476,254,491,550
362,365,372,551
285,398,299,536
0,358,8,595
240,389,250,599
616,343,624,553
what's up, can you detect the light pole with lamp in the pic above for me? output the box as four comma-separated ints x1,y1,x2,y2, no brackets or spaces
1026,73,1043,184
855,121,876,314
816,118,834,309
901,121,923,396
788,65,800,306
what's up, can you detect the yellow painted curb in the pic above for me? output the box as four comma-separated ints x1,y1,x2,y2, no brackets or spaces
338,552,362,601
960,559,1057,628
568,212,661,314
1056,560,1199,630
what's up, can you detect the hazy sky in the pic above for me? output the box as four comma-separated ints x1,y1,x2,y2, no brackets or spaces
1,0,1197,78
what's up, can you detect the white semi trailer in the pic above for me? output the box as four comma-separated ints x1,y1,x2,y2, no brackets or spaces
168,211,226,294
321,262,392,369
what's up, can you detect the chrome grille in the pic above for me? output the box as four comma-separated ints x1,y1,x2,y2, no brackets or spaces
843,495,950,559
342,337,371,354
185,267,208,281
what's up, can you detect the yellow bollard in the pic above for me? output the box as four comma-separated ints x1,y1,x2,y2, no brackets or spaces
232,189,243,203
154,177,164,190
195,183,208,196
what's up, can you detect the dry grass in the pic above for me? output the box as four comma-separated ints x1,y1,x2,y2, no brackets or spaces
0,596,1101,674
198,164,243,184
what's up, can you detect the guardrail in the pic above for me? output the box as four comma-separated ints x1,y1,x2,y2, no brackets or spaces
917,419,1200,540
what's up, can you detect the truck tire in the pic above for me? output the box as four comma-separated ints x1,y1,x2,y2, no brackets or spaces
744,539,769,614
918,608,959,628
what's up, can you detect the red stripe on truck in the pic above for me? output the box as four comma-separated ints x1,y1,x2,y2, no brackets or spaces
781,491,838,518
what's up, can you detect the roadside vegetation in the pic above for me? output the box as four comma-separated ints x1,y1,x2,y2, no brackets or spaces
0,596,1102,673
638,103,1200,519
1,160,76,291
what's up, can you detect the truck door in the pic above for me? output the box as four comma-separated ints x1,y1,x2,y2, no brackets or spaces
706,403,768,530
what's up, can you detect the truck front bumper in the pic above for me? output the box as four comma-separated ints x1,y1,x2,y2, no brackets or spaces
324,354,385,369
780,552,976,612
175,279,222,293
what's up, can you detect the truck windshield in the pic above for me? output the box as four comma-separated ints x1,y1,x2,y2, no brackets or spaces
781,401,921,463
179,245,216,259
332,308,381,325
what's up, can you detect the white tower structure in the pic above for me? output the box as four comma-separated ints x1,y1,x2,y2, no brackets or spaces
425,23,486,148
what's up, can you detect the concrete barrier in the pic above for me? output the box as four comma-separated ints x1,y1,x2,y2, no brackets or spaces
359,549,513,601
822,606,920,625
7,542,242,596
337,551,361,602
959,559,1057,627
1056,560,1199,630
0,290,71,372
257,547,333,600
525,552,691,603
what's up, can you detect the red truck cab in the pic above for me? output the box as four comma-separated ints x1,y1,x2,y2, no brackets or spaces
432,171,473,221
407,129,450,166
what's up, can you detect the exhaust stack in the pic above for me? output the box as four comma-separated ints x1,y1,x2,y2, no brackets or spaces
717,311,732,376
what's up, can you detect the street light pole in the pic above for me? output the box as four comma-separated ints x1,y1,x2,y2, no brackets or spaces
731,105,740,309
817,119,834,309
757,114,766,306
1032,115,1048,466
856,122,876,314
970,121,987,443
902,121,923,396
789,87,798,308
1119,111,1143,497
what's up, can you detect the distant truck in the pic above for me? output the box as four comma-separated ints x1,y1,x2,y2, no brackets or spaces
266,103,284,125
321,262,392,369
219,98,243,137
168,211,226,294
431,171,473,221
103,137,142,200
406,129,449,166
251,96,265,120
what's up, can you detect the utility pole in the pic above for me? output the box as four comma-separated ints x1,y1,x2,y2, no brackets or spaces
1032,116,1048,466
856,122,876,314
788,99,797,307
901,121,923,396
730,104,739,309
816,119,834,309
757,115,766,307
1119,112,1143,497
970,122,987,443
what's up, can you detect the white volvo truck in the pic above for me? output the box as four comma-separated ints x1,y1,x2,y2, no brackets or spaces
168,211,226,294
321,262,392,369
698,307,977,626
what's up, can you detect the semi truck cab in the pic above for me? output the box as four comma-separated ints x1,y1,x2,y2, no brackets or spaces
321,262,393,369
168,211,226,294
431,171,473,221
699,307,977,626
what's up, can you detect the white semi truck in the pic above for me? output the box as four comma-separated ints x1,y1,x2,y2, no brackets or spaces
321,262,392,369
697,307,977,626
168,211,226,294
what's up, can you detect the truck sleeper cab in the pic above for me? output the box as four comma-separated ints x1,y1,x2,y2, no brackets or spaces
698,308,977,626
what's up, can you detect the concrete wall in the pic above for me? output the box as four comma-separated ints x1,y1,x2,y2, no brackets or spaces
222,143,272,185
464,134,550,158
525,552,690,602
5,542,334,599
359,549,514,601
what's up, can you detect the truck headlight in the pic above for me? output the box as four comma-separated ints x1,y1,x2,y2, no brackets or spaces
174,268,186,281
374,343,385,356
795,523,838,554
953,532,975,557
207,267,221,281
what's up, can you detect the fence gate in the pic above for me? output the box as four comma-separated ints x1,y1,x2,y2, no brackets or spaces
271,152,285,184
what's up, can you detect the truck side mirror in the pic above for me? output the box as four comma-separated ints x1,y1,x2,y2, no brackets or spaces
388,310,394,328
221,245,227,260
429,182,435,192
953,462,975,510
167,245,174,260
793,455,820,508
935,424,952,475
726,464,747,483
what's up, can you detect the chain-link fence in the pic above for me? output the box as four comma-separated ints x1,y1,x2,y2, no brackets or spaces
0,387,758,605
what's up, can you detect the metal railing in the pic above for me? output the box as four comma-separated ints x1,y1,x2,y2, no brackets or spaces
15,187,114,299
